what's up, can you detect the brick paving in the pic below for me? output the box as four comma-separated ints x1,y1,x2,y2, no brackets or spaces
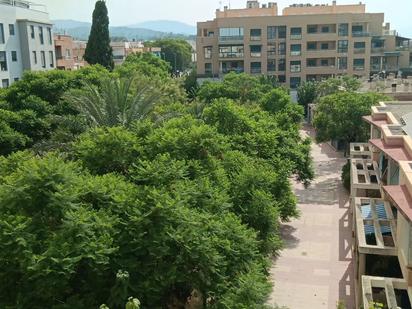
268,125,355,309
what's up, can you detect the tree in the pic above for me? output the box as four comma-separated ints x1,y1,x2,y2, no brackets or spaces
84,0,114,70
316,76,361,97
297,81,318,117
313,92,387,155
65,76,162,128
116,52,171,79
148,38,193,72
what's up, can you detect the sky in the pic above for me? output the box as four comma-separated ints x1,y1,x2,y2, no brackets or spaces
36,0,411,37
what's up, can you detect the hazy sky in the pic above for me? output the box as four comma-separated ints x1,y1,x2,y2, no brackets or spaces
36,0,411,37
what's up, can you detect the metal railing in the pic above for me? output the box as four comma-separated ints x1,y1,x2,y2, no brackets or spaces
219,36,244,42
354,48,366,54
219,52,244,58
352,32,370,37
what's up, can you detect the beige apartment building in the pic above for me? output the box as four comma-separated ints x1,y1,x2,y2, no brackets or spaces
196,0,412,88
54,34,87,70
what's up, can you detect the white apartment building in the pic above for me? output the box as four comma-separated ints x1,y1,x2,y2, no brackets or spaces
0,0,56,88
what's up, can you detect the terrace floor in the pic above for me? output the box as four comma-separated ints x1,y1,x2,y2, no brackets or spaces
268,124,355,309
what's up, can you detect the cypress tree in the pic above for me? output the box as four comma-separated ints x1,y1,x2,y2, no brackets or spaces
84,0,114,70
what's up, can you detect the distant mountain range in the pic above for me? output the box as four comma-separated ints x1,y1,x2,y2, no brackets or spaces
52,20,196,41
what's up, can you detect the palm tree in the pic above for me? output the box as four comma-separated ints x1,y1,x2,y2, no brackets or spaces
66,76,162,128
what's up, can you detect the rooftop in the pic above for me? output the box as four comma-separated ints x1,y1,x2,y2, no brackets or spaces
0,0,47,12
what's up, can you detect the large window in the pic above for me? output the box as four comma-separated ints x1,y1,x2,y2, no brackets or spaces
0,24,4,44
267,59,276,72
267,26,276,40
321,26,330,33
307,42,317,51
30,25,35,39
250,29,261,41
2,79,9,88
278,42,286,55
0,51,7,71
290,77,301,89
219,45,244,58
278,26,287,39
307,25,318,34
338,23,348,36
338,57,348,70
321,43,329,50
354,42,366,49
268,42,276,57
338,40,348,53
250,45,262,57
9,24,15,36
32,51,37,64
205,63,212,74
219,28,244,41
307,59,317,67
290,60,301,73
39,26,44,44
250,62,261,74
40,51,46,68
204,46,212,59
278,59,286,71
290,44,301,56
352,25,363,34
290,27,302,39
11,51,17,62
353,58,365,70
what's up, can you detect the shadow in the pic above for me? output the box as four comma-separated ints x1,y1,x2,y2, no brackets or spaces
339,206,353,262
279,224,300,249
294,177,342,206
338,261,356,309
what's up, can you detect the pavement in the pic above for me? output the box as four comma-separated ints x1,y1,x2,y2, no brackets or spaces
268,125,355,309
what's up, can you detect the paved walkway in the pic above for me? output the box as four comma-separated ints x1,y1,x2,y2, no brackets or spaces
268,125,355,309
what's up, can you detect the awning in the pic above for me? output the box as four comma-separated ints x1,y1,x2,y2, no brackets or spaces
383,185,412,222
369,139,412,162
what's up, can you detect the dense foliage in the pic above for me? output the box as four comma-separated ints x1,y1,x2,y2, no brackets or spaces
84,0,114,70
0,58,313,307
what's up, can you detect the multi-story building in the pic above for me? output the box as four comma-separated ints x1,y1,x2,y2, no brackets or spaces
0,0,56,88
197,0,412,88
54,34,86,70
111,41,162,66
350,101,412,308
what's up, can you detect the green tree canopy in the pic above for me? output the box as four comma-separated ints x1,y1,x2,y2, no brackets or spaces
147,38,193,72
84,0,114,70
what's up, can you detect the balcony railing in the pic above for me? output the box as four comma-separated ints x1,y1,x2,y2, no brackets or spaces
219,36,244,42
354,66,365,71
337,48,348,53
250,36,261,41
219,52,244,58
221,68,244,74
396,46,412,51
290,34,302,40
250,52,261,58
371,47,385,54
352,32,370,37
250,68,262,74
290,51,301,56
354,48,366,54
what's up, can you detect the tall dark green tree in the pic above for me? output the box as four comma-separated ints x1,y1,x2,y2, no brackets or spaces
85,1,114,70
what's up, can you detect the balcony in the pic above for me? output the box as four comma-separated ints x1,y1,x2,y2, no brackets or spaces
352,32,371,37
250,68,261,74
371,47,385,54
354,66,366,71
219,52,244,59
290,51,301,56
290,34,302,40
219,36,244,42
350,159,381,198
354,48,366,54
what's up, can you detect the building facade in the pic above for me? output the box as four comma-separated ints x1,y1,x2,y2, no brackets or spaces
196,0,412,88
0,0,56,87
54,34,86,70
350,101,412,308
111,41,162,66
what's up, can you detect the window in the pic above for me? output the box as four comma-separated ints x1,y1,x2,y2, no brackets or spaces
65,49,71,58
353,58,365,70
30,25,35,39
278,59,286,71
219,45,244,58
307,59,317,67
250,45,262,57
0,51,7,71
321,43,329,50
338,57,348,70
321,59,329,66
268,42,276,57
204,46,212,59
0,24,4,44
9,24,15,36
290,60,301,73
290,27,302,39
49,51,54,67
47,27,52,44
278,75,286,83
250,29,261,41
307,25,317,34
2,79,9,88
290,44,301,56
267,26,276,40
267,59,276,72
32,51,37,64
219,28,244,41
352,25,363,34
205,63,212,74
278,26,286,39
250,62,261,74
40,51,46,68
39,26,44,44
338,40,348,53
338,23,348,36
354,42,366,49
321,26,330,33
11,51,17,62
307,42,317,50
290,77,301,89
278,42,286,55
14,77,19,82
